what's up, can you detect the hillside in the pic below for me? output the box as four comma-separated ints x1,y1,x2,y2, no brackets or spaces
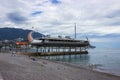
0,28,43,40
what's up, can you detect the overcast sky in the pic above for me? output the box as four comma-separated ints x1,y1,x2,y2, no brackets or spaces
0,0,120,48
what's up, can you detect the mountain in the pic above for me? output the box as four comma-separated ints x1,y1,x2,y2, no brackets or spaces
0,27,43,40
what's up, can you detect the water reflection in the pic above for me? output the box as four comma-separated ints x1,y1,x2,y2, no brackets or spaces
44,54,90,66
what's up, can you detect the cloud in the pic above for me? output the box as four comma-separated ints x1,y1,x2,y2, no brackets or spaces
50,0,61,4
0,0,120,37
31,11,43,16
105,10,120,19
0,0,120,48
7,12,28,24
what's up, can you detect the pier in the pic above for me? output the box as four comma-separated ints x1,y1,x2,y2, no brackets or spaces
25,31,90,56
0,30,92,57
21,51,88,57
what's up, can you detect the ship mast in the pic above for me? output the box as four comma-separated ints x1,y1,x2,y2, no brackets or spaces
74,23,76,39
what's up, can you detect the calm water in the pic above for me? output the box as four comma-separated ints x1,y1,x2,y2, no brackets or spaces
47,49,120,76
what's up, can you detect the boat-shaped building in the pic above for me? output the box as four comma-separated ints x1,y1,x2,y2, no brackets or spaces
27,31,92,56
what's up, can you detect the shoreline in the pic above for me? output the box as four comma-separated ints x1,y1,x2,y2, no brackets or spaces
38,56,120,78
39,56,120,77
44,58,120,77
0,53,120,80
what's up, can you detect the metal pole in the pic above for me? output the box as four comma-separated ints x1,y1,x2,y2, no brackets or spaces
74,23,76,39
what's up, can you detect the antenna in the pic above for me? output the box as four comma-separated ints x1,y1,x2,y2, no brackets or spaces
74,23,76,39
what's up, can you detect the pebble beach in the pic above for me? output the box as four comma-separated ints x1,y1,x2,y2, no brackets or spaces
0,53,120,80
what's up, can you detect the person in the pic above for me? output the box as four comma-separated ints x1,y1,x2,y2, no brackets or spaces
10,48,15,56
10,48,12,54
12,51,16,56
10,48,11,51
31,57,36,61
88,64,94,70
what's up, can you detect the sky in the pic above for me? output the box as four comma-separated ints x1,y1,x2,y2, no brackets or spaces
0,0,120,48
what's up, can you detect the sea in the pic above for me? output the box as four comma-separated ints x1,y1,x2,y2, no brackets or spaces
2,46,120,76
45,48,120,76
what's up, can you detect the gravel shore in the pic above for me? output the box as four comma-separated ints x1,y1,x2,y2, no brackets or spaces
0,53,120,80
